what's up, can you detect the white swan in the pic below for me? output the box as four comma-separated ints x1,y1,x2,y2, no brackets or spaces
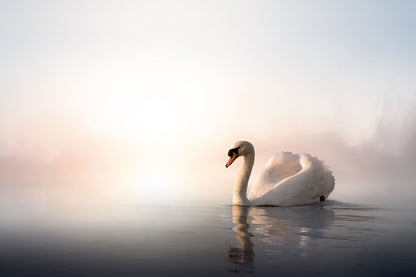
226,141,335,206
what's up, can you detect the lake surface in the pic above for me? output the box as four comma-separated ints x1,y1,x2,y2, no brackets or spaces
0,197,415,277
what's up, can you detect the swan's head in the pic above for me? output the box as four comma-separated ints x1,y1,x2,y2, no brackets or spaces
225,141,254,168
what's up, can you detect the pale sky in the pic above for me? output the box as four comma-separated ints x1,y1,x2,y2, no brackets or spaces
1,1,415,205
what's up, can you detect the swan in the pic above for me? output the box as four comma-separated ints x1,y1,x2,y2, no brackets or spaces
225,141,335,206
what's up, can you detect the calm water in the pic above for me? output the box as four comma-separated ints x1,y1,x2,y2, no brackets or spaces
0,197,415,277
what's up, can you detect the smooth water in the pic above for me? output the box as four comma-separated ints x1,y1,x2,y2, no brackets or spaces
0,198,415,277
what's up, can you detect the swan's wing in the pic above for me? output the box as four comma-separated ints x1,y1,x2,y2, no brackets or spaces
249,153,335,206
248,152,302,200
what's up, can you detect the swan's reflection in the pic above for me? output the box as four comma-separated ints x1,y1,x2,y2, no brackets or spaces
228,204,335,273
228,206,254,273
250,205,335,258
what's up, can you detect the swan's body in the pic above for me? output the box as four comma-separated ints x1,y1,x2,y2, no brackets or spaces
226,141,335,206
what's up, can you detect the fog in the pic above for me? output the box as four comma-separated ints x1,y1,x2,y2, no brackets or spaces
1,101,415,210
1,0,416,212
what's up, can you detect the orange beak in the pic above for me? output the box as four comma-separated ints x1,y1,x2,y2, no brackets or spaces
226,152,238,168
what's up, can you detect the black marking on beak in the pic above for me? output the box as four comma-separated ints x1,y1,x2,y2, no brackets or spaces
228,147,240,158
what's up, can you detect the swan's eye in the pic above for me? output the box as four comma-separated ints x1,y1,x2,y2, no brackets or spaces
228,147,240,157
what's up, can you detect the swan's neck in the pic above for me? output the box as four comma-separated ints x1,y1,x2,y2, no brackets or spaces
233,152,254,206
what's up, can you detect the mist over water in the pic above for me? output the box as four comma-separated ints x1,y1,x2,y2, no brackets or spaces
1,81,415,275
1,106,415,276
1,1,416,276
1,103,416,209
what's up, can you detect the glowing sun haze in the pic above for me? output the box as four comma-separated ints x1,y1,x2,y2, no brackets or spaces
1,0,416,206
